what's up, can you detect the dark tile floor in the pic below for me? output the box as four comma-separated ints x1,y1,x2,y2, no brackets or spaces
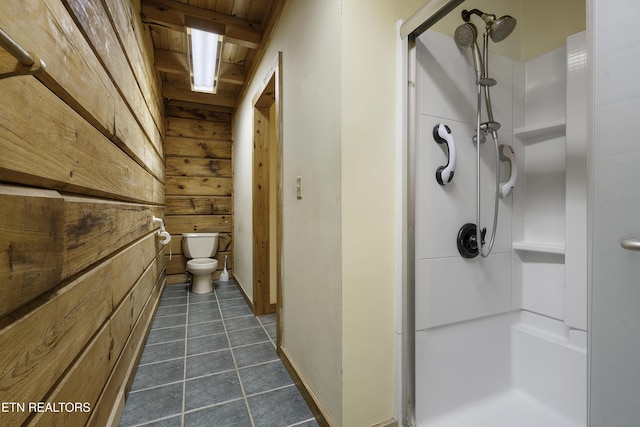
119,280,318,427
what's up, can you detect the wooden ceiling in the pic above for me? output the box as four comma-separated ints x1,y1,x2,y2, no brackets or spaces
141,0,284,111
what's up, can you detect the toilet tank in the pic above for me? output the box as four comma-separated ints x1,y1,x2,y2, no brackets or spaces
182,233,219,258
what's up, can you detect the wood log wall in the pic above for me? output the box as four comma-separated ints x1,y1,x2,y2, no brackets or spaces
0,0,164,425
164,103,233,284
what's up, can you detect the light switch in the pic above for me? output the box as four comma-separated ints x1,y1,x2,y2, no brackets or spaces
296,176,302,199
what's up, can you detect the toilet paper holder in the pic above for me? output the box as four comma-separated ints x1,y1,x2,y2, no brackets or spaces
152,216,166,232
152,216,172,246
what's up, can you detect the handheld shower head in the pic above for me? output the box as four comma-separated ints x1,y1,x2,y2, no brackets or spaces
454,23,483,82
454,22,477,49
462,9,517,42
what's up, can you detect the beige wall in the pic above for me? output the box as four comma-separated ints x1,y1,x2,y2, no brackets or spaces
233,0,344,423
520,0,585,61
340,0,407,424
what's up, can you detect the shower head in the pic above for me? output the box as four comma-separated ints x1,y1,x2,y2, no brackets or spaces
487,15,517,42
454,22,483,82
462,9,517,43
454,22,477,49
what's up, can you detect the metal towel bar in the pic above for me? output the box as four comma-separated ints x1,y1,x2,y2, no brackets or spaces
0,27,46,80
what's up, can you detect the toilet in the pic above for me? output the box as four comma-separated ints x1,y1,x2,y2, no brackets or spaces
182,232,219,294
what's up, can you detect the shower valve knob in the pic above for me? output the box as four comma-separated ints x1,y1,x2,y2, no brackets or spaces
457,223,486,258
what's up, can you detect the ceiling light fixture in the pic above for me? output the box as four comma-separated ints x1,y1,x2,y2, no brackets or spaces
187,26,222,93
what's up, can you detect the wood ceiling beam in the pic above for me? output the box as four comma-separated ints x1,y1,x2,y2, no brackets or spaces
163,81,236,108
141,0,261,49
165,99,233,115
219,62,245,85
154,49,189,74
154,48,245,85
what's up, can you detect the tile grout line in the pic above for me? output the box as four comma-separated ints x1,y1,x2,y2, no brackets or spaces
244,382,296,399
126,379,184,395
288,418,318,427
257,316,277,349
181,396,246,416
216,283,256,427
181,284,190,427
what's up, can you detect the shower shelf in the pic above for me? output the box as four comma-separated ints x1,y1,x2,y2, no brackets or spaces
513,119,566,143
513,241,565,255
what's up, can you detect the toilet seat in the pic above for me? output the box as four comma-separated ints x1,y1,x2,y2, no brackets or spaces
186,258,218,272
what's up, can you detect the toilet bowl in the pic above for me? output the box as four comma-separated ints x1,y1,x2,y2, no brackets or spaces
182,233,219,294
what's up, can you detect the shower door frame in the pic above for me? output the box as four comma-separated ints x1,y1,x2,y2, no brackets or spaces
400,2,466,425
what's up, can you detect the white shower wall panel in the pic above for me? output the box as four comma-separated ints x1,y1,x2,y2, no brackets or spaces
415,28,516,330
519,252,566,321
521,136,566,245
416,31,476,123
417,31,515,131
416,115,513,260
416,254,513,329
525,46,567,125
480,52,515,132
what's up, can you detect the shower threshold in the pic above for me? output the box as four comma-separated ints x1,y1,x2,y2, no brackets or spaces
422,389,583,427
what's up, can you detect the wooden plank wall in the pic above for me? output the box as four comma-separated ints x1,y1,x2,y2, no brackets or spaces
0,0,164,425
164,102,233,284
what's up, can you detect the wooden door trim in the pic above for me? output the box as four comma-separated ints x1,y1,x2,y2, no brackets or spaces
252,53,282,337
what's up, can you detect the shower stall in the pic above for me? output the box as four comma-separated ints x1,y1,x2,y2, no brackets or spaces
402,0,640,426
